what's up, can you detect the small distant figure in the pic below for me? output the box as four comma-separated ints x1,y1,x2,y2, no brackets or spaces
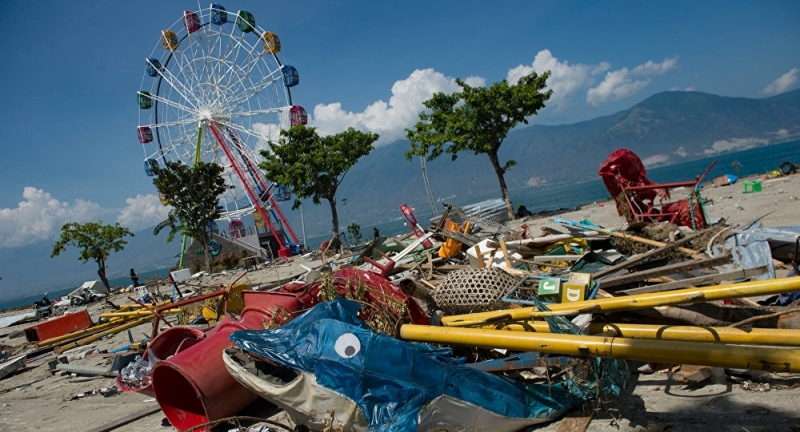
130,268,140,287
516,205,533,219
373,227,380,239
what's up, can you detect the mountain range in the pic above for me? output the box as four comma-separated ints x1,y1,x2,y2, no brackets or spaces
2,89,799,299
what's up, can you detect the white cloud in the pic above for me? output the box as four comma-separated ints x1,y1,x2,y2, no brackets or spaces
310,68,468,145
251,122,283,152
0,187,103,248
587,56,679,106
507,49,607,110
641,154,670,167
674,146,688,158
463,76,486,87
776,129,789,139
116,194,171,232
762,68,799,95
703,137,769,155
631,57,679,76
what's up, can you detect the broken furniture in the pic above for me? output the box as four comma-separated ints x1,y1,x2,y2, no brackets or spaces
599,148,715,229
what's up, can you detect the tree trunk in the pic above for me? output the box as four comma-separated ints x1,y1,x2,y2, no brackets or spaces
487,150,514,219
96,257,110,289
204,247,212,273
200,233,212,273
326,197,342,252
327,197,340,238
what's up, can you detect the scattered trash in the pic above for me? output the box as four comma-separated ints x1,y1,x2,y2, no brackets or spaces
66,386,119,400
120,350,159,389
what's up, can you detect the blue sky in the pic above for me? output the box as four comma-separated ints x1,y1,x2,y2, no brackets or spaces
0,0,798,251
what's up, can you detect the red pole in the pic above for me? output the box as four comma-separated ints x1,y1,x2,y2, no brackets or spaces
226,127,300,245
207,122,289,256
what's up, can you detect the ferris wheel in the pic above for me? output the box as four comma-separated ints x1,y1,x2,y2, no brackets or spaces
136,4,305,256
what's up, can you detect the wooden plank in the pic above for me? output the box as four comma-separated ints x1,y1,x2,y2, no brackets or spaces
555,413,593,432
619,266,766,295
600,255,732,289
86,405,162,432
592,228,709,280
474,245,485,269
498,238,512,268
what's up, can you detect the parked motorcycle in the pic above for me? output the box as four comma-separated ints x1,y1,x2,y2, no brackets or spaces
70,288,106,306
32,294,53,317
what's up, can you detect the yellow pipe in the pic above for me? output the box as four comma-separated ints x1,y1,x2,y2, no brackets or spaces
488,321,800,347
400,324,800,372
55,316,154,354
442,276,800,326
35,317,129,348
100,308,181,319
117,300,172,311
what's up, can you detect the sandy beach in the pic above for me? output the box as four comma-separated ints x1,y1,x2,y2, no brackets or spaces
1,173,799,432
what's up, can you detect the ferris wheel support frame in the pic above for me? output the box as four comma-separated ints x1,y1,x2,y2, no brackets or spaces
224,128,300,244
207,122,292,258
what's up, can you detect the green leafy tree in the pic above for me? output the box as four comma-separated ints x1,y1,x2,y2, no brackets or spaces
51,221,134,289
259,126,378,236
152,161,227,272
405,71,552,218
347,222,363,244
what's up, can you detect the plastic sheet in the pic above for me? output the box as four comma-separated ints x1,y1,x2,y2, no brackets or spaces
715,221,777,281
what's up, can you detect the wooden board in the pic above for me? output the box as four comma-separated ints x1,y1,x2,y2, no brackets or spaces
592,228,709,280
555,413,593,432
599,255,732,289
619,266,767,295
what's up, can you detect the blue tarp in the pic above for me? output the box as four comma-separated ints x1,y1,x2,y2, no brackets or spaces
230,299,606,431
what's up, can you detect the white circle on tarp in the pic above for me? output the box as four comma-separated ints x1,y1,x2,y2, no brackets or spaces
334,333,361,358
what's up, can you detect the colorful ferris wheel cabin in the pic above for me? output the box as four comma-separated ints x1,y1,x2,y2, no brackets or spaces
137,91,152,110
207,221,219,235
183,11,201,33
146,59,164,78
273,184,291,201
281,65,299,87
236,11,255,33
290,106,308,126
211,4,228,25
161,30,179,50
229,220,245,238
137,126,153,143
144,159,160,177
262,32,281,54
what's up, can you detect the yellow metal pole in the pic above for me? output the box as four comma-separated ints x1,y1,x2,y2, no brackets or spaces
100,309,181,319
441,276,800,326
117,300,172,311
400,324,800,372
487,321,800,347
55,316,154,354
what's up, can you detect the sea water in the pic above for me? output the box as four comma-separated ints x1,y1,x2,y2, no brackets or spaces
308,140,800,249
0,267,174,312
